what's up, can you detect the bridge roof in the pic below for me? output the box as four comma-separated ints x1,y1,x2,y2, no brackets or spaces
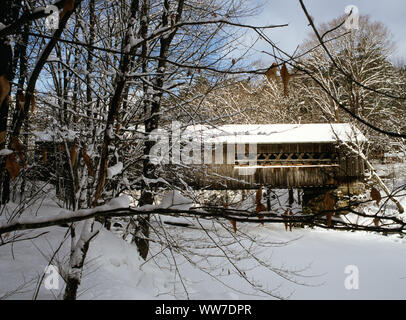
188,123,367,144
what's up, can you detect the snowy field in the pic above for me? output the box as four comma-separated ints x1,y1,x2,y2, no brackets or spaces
1,162,406,300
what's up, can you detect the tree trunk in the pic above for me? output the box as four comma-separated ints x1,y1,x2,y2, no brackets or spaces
0,0,20,204
133,0,185,260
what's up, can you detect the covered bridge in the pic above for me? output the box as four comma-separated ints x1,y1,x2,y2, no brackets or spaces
186,123,367,190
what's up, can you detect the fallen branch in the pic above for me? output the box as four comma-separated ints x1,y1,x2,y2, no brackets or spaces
0,201,405,236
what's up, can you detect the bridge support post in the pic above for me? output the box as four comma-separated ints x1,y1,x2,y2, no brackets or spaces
288,188,294,207
302,187,334,216
266,187,271,211
302,182,365,223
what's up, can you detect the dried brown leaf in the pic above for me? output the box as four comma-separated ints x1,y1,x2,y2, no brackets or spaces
60,0,75,20
265,63,278,82
371,187,382,205
255,203,266,226
17,92,25,111
6,153,20,179
170,14,175,30
0,131,6,144
229,219,237,233
30,94,36,112
82,149,95,177
255,184,263,205
280,63,290,97
255,203,266,214
11,136,26,168
11,136,23,153
0,75,10,106
324,192,335,211
324,192,335,227
70,143,77,167
326,213,333,228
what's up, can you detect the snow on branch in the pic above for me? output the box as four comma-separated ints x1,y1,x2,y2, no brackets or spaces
0,1,66,38
1,197,405,236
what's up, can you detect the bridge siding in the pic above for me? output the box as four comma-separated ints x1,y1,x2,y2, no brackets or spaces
191,142,364,190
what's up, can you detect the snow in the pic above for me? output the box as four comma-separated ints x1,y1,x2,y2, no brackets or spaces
159,190,194,210
0,191,405,300
0,194,133,233
130,123,366,144
1,163,405,300
2,208,406,300
33,128,77,142
186,123,367,144
384,152,406,159
156,221,406,299
0,149,13,156
32,130,54,142
107,195,132,208
235,164,339,169
107,162,123,179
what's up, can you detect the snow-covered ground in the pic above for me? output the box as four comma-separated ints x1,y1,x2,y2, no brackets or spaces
2,214,406,300
1,163,406,300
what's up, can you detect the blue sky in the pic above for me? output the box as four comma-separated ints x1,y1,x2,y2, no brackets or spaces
243,0,406,65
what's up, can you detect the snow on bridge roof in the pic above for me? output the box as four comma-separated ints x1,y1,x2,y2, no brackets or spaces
186,123,367,144
33,123,366,145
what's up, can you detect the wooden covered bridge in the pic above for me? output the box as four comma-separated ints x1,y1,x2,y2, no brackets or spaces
183,123,367,191
33,123,367,212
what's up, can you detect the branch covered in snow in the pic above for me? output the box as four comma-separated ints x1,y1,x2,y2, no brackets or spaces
1,199,405,236
0,1,66,38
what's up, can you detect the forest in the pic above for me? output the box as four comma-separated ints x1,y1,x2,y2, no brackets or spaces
0,0,406,300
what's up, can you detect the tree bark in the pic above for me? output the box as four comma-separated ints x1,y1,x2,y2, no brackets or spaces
133,0,185,260
63,0,140,300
